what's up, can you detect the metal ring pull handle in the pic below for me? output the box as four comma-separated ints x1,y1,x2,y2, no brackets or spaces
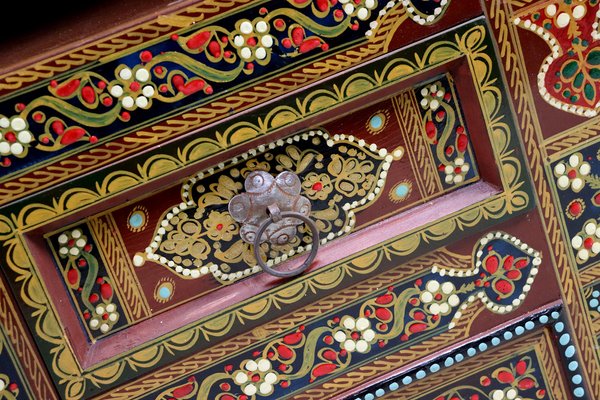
253,206,320,277
228,170,320,278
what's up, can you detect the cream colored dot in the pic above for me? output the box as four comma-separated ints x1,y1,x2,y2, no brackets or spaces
142,85,155,97
448,294,460,307
96,305,105,315
10,117,26,131
90,319,99,328
105,304,115,313
69,247,80,256
572,178,583,191
256,20,268,33
455,157,464,166
234,35,244,47
261,35,273,48
58,234,68,244
109,313,118,322
0,117,9,128
246,360,258,371
110,85,123,97
136,96,149,109
362,328,375,342
59,247,69,255
365,0,375,8
0,142,9,155
573,5,586,20
506,389,517,399
356,339,369,353
17,130,32,144
10,142,23,155
0,378,5,391
240,20,253,35
557,175,569,189
445,165,454,174
453,175,464,184
578,248,590,261
264,372,277,384
344,339,356,352
100,323,109,332
569,154,580,167
257,359,271,372
492,390,504,400
430,303,441,314
554,162,565,175
122,96,135,109
357,7,369,20
546,4,557,16
244,383,257,396
240,47,252,59
430,99,440,110
421,291,433,303
135,68,150,82
556,12,571,28
133,254,145,267
571,235,583,249
356,317,370,331
119,68,133,80
334,331,347,342
439,302,450,314
461,164,470,172
255,47,267,60
259,382,272,395
586,222,597,235
426,280,440,292
71,229,81,238
343,317,356,330
441,282,454,294
76,238,86,248
344,3,355,14
235,372,248,384
592,242,600,254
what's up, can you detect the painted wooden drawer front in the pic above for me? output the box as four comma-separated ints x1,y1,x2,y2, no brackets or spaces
0,1,596,400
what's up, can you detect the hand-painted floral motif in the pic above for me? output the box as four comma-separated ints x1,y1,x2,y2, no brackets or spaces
0,0,452,175
49,225,126,339
134,130,396,284
431,354,549,400
554,153,591,192
148,231,541,400
550,143,600,269
514,1,600,117
0,373,20,400
416,77,478,188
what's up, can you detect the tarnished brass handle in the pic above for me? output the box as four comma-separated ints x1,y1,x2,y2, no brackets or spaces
253,206,319,277
228,170,320,278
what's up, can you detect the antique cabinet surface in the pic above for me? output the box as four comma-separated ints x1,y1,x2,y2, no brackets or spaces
0,1,598,399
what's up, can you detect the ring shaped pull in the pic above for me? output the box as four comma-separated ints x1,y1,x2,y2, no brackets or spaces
253,210,320,278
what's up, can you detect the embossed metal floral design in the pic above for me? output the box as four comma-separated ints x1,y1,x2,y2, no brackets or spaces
229,171,311,246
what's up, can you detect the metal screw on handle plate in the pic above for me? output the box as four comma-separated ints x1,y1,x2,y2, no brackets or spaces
228,170,320,278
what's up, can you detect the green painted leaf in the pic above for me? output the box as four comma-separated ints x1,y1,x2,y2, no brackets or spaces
587,50,600,65
561,60,579,79
590,68,600,79
574,72,584,88
584,83,595,102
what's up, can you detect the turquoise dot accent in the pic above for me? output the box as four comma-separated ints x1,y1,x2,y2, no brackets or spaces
515,326,525,335
525,321,535,330
478,343,488,351
554,322,564,333
574,387,585,397
129,212,144,228
467,348,476,357
375,389,385,397
365,394,374,400
158,286,171,299
455,353,464,362
389,382,399,391
491,337,501,346
551,311,560,319
593,290,600,298
590,299,599,308
504,331,513,340
395,184,409,197
430,364,440,373
565,345,575,358
568,361,579,371
444,357,454,367
572,374,582,384
559,333,571,346
540,315,549,324
416,370,426,379
402,376,412,385
370,115,383,129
